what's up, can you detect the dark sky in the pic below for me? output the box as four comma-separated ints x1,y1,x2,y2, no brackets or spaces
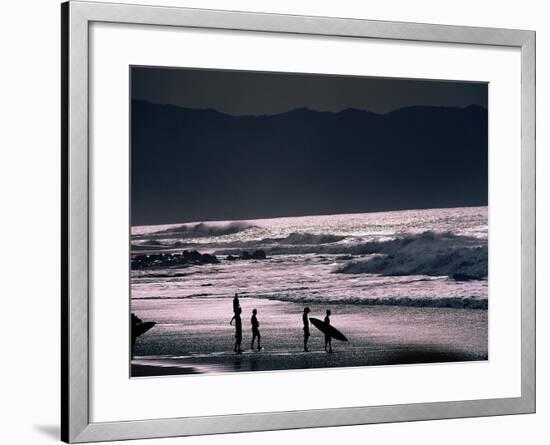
131,66,488,225
131,66,488,116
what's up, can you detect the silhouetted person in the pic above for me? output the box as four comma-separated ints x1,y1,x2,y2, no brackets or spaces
232,307,243,354
302,307,311,352
130,313,156,359
230,293,241,325
250,309,261,351
324,309,333,353
131,313,142,359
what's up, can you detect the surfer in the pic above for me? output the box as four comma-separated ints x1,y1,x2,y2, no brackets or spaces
131,313,156,359
131,313,142,359
324,309,333,353
250,309,261,351
302,307,311,352
309,313,348,349
232,307,243,354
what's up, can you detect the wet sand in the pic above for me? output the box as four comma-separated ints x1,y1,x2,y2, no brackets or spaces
131,297,487,377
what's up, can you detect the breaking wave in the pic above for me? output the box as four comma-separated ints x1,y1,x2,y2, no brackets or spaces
255,293,487,310
336,231,487,280
350,230,484,255
134,221,257,241
133,231,345,251
336,248,487,279
215,230,486,258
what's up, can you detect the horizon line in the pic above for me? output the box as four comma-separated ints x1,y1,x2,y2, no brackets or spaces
131,204,488,230
132,99,488,119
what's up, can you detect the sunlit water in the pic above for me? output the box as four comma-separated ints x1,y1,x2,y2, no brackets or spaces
131,206,488,309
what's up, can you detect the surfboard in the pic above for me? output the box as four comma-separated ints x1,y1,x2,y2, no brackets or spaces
134,321,156,337
309,318,348,342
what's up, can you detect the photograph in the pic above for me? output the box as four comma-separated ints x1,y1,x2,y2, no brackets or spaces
129,66,489,377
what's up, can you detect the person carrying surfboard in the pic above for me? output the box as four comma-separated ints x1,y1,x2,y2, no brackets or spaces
309,313,348,351
131,313,156,359
250,308,261,351
324,309,333,353
303,307,311,352
232,306,243,354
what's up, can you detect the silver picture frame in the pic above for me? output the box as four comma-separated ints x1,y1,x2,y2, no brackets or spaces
61,1,536,442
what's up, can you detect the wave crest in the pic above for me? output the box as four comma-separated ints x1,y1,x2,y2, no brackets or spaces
135,221,257,241
256,293,487,310
215,230,485,258
336,231,487,279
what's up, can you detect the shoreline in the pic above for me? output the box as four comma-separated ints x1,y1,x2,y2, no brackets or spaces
131,346,487,377
131,296,488,376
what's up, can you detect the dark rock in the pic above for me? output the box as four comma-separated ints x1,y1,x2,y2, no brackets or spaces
251,249,267,260
131,249,219,270
200,253,218,264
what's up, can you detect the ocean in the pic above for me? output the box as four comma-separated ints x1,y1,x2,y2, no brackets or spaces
130,206,488,310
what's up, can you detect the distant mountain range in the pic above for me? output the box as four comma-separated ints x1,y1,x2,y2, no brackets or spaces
131,100,488,226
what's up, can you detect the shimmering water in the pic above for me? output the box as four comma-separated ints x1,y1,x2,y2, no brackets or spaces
131,206,488,309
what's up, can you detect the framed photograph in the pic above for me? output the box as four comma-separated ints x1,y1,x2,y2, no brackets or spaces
62,1,535,442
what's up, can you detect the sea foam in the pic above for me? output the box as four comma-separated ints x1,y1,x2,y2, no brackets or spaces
336,231,488,280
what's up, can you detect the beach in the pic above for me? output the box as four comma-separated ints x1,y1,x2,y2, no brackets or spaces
130,207,488,377
131,296,487,376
